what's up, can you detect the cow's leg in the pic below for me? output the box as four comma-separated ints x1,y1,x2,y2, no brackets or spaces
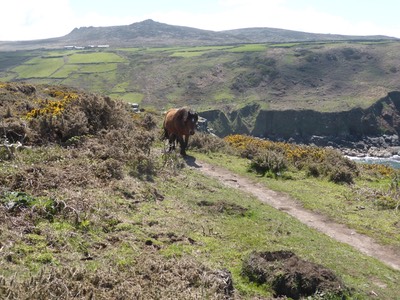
177,135,186,156
168,134,176,152
183,135,189,152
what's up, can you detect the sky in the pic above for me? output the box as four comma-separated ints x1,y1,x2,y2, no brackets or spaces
2,0,400,41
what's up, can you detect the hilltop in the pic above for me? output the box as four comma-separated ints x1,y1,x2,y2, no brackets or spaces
0,19,397,50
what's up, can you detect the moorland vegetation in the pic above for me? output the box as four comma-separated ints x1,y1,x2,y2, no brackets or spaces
1,82,400,299
3,36,400,144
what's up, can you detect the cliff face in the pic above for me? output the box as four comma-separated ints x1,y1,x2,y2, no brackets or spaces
200,91,400,144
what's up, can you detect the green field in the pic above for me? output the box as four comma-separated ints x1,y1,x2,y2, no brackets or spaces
1,41,400,113
13,57,64,78
5,50,126,82
67,52,126,64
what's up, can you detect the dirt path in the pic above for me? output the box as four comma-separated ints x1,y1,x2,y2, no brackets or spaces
191,159,400,271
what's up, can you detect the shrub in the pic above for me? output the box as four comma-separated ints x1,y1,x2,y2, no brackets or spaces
329,166,354,184
140,113,158,130
95,158,124,180
359,163,394,178
26,91,134,144
306,163,320,178
128,152,157,180
189,132,231,153
249,149,287,176
226,134,359,183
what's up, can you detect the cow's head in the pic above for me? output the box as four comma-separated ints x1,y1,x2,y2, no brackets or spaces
184,109,198,135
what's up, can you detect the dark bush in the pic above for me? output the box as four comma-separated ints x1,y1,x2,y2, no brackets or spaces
249,150,287,176
140,113,158,130
305,149,358,184
306,163,320,178
95,158,124,180
329,166,354,184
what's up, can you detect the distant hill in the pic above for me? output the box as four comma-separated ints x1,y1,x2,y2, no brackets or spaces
223,27,394,43
0,19,397,50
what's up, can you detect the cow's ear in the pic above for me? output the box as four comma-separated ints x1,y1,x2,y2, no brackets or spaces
178,107,189,122
189,112,198,123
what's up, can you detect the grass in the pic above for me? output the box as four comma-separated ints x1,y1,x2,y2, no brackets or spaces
2,41,400,113
156,160,400,298
13,57,64,78
195,151,400,251
227,44,268,52
67,52,126,64
170,51,206,57
49,64,78,78
1,83,400,298
77,63,119,73
109,92,144,103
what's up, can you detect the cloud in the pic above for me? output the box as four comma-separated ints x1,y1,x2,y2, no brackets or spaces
1,0,74,40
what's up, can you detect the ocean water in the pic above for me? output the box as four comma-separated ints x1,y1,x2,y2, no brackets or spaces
348,156,400,169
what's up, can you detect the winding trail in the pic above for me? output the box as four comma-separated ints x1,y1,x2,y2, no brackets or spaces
191,159,400,271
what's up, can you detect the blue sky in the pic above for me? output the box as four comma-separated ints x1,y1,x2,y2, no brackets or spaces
2,0,400,41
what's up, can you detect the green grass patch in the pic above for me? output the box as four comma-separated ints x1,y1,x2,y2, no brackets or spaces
227,44,268,52
170,51,206,57
109,92,144,103
116,47,142,52
13,57,64,78
170,45,235,57
49,64,77,78
68,52,126,64
213,90,235,102
77,63,119,73
111,82,130,93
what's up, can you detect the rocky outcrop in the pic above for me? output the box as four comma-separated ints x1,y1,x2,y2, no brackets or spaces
200,91,400,150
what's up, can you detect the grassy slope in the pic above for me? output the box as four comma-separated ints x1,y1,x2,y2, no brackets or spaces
196,151,400,251
160,163,400,299
1,41,400,112
1,146,400,299
1,69,400,298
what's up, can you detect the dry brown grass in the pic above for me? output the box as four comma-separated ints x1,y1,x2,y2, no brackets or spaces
0,253,235,299
0,82,245,299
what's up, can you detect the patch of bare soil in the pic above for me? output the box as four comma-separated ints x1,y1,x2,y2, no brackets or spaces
192,159,400,271
242,250,346,299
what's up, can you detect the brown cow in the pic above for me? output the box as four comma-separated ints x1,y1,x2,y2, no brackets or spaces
162,107,198,156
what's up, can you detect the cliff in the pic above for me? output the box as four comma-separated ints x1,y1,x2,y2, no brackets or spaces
200,91,400,147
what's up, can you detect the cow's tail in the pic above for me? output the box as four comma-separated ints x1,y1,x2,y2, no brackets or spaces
160,127,169,141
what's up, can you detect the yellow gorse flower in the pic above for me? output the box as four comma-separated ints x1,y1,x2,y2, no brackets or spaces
25,90,78,119
224,134,328,163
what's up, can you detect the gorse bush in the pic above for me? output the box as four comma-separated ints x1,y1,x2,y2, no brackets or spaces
225,134,359,183
1,84,139,145
0,83,159,185
329,166,355,184
248,149,287,177
28,94,132,144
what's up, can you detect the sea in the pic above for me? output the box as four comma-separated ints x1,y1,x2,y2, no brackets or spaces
347,155,400,169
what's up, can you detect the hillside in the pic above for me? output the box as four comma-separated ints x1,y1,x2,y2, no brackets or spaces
1,40,400,113
0,42,400,111
0,19,396,51
1,20,400,143
1,82,400,299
